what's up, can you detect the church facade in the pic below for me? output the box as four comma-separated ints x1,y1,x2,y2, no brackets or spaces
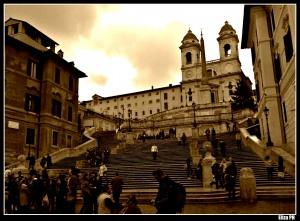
84,21,252,125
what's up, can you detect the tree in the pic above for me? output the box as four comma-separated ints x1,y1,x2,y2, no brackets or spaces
230,80,257,111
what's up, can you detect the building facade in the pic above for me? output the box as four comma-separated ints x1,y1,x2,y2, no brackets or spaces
5,18,87,164
241,5,295,155
84,21,252,122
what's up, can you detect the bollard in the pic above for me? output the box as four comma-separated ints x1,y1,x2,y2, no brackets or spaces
239,167,257,203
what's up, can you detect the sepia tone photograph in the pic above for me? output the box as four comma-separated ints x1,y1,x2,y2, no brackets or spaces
3,3,296,216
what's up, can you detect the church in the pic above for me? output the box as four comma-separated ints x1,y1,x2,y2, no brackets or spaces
83,21,253,136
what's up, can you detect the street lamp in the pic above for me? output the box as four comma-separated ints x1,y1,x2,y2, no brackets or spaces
263,106,273,146
229,100,234,122
192,102,197,128
118,112,121,130
128,109,132,132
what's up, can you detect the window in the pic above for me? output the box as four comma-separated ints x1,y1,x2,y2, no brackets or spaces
52,131,58,146
150,110,152,114
69,76,73,91
135,112,138,117
255,81,260,102
127,104,131,108
172,96,175,101
135,103,137,107
114,106,118,109
156,92,159,95
134,96,137,99
164,102,168,110
251,42,256,65
186,52,192,64
12,24,18,34
127,97,130,100
55,68,60,84
52,99,62,118
25,94,40,113
270,10,276,32
148,93,151,96
284,26,293,62
142,101,145,105
149,100,153,104
106,100,109,103
27,59,37,78
114,99,117,102
68,106,73,122
274,54,282,83
211,91,216,103
164,93,168,100
142,111,145,115
156,99,160,103
157,109,160,113
224,44,231,57
282,102,287,123
107,107,110,110
120,98,123,101
26,128,35,145
67,135,72,148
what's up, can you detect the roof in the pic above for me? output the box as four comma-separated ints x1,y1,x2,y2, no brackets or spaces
91,84,181,101
182,29,199,42
5,18,59,47
219,21,236,35
241,5,252,49
6,34,87,78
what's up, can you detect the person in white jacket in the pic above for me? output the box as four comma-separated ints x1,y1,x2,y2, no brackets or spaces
97,184,115,214
99,162,108,184
151,144,158,160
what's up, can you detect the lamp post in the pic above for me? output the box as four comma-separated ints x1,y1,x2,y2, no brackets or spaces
128,109,132,132
118,112,121,130
192,102,197,128
229,100,234,122
263,106,273,146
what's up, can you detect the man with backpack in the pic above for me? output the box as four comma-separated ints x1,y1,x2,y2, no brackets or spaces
152,168,186,214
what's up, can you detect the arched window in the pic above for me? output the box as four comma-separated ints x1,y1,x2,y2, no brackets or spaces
186,52,192,64
224,44,231,57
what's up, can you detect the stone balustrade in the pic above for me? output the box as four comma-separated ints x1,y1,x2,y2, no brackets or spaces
240,128,295,177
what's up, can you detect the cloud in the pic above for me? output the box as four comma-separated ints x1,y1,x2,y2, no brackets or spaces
88,74,108,86
4,4,98,44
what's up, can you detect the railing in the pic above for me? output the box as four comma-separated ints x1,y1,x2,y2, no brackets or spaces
239,127,295,177
5,127,98,170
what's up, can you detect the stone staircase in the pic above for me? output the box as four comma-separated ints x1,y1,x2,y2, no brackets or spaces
52,132,295,203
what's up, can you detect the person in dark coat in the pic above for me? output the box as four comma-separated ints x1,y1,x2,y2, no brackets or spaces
119,194,142,214
224,160,237,199
40,156,47,169
181,133,187,147
111,172,124,210
152,169,180,214
219,140,226,158
46,154,53,169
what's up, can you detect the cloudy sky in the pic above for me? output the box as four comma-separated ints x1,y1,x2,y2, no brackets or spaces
5,4,253,102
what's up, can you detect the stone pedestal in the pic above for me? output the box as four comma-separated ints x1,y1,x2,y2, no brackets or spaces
189,139,200,166
126,132,135,144
202,151,216,189
191,128,199,138
240,167,257,203
117,132,126,141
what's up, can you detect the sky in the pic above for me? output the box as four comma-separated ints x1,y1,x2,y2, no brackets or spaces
4,4,254,102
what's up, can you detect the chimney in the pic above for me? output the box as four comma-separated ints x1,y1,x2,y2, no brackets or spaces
57,49,64,58
151,85,154,90
169,84,172,87
69,61,75,66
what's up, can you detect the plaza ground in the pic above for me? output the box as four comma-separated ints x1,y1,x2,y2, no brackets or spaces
75,199,295,214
